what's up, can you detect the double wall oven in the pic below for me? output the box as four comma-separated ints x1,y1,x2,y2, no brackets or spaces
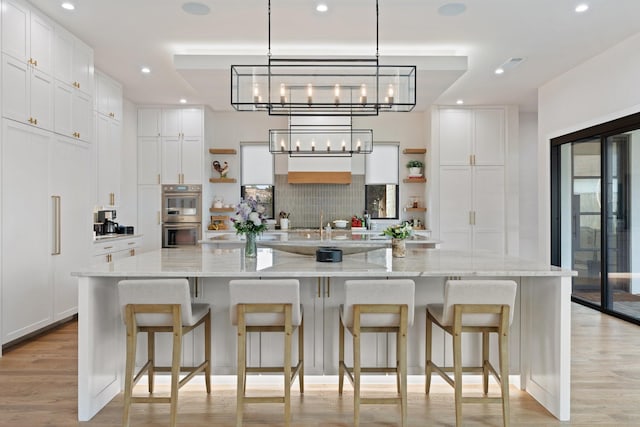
162,184,202,247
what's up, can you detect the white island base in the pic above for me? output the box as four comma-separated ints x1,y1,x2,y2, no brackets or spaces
75,247,573,422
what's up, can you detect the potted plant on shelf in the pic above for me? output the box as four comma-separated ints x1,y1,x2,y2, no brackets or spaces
406,159,424,177
382,222,413,258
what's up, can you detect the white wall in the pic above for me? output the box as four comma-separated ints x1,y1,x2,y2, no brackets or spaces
118,99,138,228
519,112,538,259
537,32,640,261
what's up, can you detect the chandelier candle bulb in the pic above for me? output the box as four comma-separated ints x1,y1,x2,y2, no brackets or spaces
360,84,367,104
280,83,286,104
327,140,331,151
311,139,315,151
307,83,313,105
296,140,300,151
334,84,340,105
280,139,285,151
357,139,361,152
387,84,394,104
342,140,346,151
253,85,260,103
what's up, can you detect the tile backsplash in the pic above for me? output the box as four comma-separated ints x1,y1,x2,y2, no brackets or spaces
274,175,365,228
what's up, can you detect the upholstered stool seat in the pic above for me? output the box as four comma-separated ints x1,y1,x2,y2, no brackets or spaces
425,279,517,427
339,279,415,427
118,278,211,427
229,279,304,427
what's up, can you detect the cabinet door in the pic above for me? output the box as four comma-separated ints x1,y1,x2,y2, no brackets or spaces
472,166,505,253
1,120,52,344
137,108,161,136
50,135,91,320
30,67,54,131
54,27,74,85
162,109,181,137
438,166,473,251
181,108,203,137
72,90,92,142
29,9,53,76
96,72,121,120
73,40,93,96
1,0,29,62
97,115,121,205
1,53,29,123
54,80,74,138
161,136,181,184
439,108,472,166
181,136,202,184
474,108,505,166
137,137,161,185
137,185,162,252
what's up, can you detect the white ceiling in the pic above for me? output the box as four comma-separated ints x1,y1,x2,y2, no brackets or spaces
29,0,640,113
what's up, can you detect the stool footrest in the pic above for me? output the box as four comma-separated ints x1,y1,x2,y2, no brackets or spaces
361,397,402,405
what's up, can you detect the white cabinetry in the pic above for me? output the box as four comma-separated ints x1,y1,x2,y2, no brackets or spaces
53,26,93,142
161,108,203,185
2,0,53,74
1,119,91,344
50,134,92,321
437,107,506,253
137,108,161,137
137,137,161,185
96,112,122,206
92,236,142,264
136,185,162,253
96,71,122,121
2,52,53,131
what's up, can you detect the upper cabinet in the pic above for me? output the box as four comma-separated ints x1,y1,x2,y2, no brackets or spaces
162,108,202,138
2,0,54,75
138,108,161,136
95,71,123,121
54,26,94,96
439,108,505,166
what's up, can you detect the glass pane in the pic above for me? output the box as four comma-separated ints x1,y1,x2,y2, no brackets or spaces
565,140,602,306
241,185,274,219
607,130,640,320
365,185,398,219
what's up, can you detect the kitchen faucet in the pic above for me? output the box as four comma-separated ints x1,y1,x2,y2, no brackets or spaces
320,210,323,239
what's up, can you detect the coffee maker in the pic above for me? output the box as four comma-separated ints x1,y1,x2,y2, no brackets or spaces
94,210,118,235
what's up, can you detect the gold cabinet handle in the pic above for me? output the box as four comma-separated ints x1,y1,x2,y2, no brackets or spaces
51,196,61,255
129,248,135,256
317,278,321,298
28,117,34,124
103,246,114,250
34,118,38,125
326,278,331,298
33,59,38,66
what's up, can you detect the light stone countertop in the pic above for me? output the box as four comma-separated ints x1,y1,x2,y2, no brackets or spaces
72,246,575,278
93,233,143,243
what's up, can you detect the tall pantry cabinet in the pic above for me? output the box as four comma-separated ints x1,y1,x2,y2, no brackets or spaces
434,107,508,254
1,0,94,346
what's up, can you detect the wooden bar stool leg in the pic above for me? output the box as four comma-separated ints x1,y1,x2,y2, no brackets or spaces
482,331,489,395
236,306,246,427
453,323,463,427
123,308,137,427
425,312,433,394
400,306,408,427
205,310,212,394
396,330,401,395
169,309,182,427
353,307,361,427
500,325,511,427
299,315,304,393
338,318,345,395
147,331,155,393
284,305,292,426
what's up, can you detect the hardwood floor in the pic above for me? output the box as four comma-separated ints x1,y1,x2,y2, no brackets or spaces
1,303,639,426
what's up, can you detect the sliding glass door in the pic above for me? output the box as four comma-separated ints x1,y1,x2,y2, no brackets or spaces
551,113,640,324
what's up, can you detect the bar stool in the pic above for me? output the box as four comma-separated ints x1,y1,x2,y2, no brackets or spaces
118,278,211,427
425,279,517,427
339,279,415,427
229,279,304,427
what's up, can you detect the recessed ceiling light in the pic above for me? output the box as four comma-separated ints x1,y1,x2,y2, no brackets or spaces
182,2,211,16
179,98,187,104
61,2,75,10
438,3,467,17
456,99,464,105
494,57,524,75
575,4,589,13
316,3,328,13
140,67,151,74
494,68,504,75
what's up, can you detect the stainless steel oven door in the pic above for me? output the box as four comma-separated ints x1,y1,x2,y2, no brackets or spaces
162,191,202,223
162,223,201,248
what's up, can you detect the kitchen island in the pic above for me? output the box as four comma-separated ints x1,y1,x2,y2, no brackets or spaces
74,246,574,422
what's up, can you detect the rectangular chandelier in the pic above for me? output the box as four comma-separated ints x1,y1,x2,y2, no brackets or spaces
269,124,373,157
231,58,416,116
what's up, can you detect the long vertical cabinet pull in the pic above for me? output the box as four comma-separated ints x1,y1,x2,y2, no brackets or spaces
52,196,61,255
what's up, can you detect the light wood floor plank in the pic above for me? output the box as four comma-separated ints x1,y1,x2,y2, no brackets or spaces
1,303,639,426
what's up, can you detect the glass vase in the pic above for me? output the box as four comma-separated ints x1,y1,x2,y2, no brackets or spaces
244,232,257,258
391,238,406,258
